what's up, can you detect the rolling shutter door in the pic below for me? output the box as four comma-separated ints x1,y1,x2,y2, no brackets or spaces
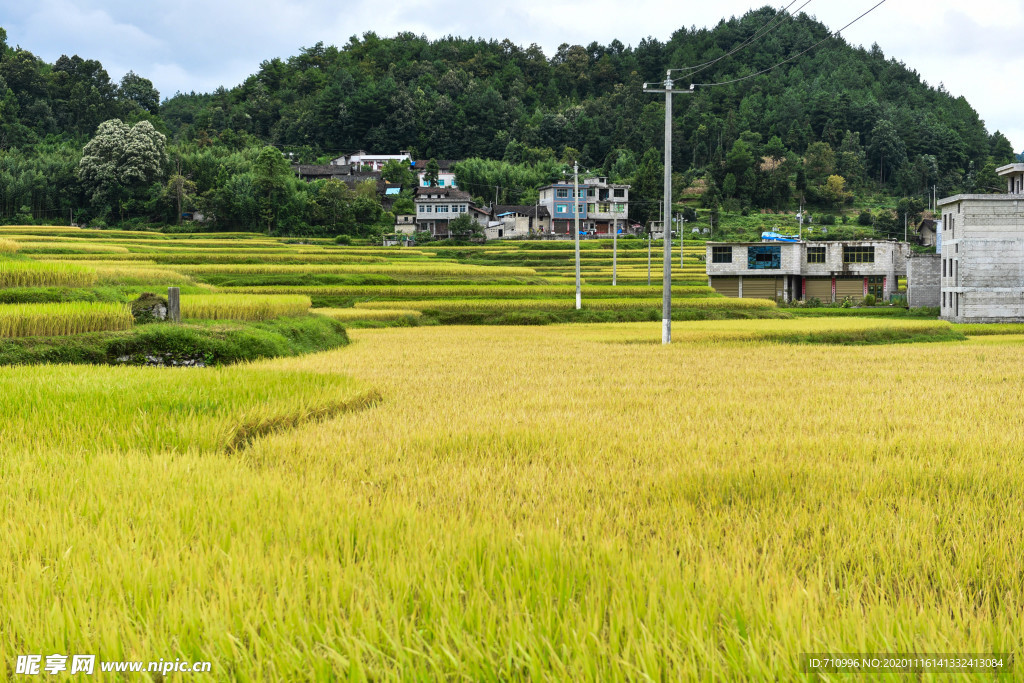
805,277,832,302
711,277,739,297
835,278,864,301
742,277,778,299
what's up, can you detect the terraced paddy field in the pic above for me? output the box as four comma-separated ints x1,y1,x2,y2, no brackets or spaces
0,321,1022,680
3,227,1010,680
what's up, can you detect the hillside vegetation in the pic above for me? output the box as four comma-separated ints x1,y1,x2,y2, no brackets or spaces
0,8,1017,233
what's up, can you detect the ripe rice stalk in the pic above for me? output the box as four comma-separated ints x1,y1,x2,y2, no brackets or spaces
354,297,777,312
224,285,717,299
0,239,19,254
181,294,312,321
0,301,132,337
176,264,537,276
316,308,424,321
0,261,97,287
93,266,195,286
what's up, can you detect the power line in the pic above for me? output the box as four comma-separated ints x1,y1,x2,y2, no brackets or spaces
691,0,889,88
671,0,814,80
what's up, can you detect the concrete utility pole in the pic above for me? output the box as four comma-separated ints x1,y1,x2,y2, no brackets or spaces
798,199,804,241
647,230,652,285
644,73,693,344
612,217,618,286
574,161,581,310
679,214,685,269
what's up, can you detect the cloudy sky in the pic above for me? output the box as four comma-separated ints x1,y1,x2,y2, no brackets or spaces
2,0,1021,150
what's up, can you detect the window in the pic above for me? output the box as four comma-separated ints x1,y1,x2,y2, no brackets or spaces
615,203,626,212
578,204,585,214
436,205,448,213
867,276,884,298
843,245,874,263
712,246,732,263
588,203,596,213
599,203,611,213
556,189,569,198
556,204,568,214
613,188,625,198
424,205,432,213
807,246,826,263
747,245,781,269
438,179,445,187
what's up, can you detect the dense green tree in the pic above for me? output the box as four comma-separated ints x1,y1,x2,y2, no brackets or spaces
252,146,294,232
380,159,415,188
118,71,160,116
423,158,440,187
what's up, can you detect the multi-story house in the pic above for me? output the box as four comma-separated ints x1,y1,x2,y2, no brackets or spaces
705,240,910,302
413,187,473,238
537,177,629,236
935,163,1024,321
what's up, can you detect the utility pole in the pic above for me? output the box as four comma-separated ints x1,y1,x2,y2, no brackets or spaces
644,73,694,344
647,230,652,286
613,216,618,287
574,161,581,310
904,212,908,242
798,198,804,241
679,214,685,269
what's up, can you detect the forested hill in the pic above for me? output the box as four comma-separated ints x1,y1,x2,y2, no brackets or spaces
159,7,1014,191
0,8,1017,231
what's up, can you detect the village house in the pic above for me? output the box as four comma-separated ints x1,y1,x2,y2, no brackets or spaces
537,177,629,237
482,204,551,240
329,150,412,171
411,159,459,188
393,213,416,236
705,240,910,302
413,186,473,238
935,163,1024,322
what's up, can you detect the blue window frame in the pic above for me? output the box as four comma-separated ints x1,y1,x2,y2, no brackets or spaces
747,245,781,269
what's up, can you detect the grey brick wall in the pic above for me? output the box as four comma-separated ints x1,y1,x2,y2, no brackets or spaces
907,254,940,308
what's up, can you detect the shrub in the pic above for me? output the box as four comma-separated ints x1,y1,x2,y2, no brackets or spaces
334,235,353,245
862,294,877,306
858,210,873,226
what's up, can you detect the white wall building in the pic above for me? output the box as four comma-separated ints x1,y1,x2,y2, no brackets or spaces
330,150,411,171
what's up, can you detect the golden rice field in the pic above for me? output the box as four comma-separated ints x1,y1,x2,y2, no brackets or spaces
0,321,1019,681
0,228,977,679
316,307,424,321
181,294,312,320
0,260,97,287
0,301,133,337
353,296,778,312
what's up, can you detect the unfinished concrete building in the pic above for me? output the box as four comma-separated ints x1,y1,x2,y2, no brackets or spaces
938,165,1024,321
705,240,910,302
